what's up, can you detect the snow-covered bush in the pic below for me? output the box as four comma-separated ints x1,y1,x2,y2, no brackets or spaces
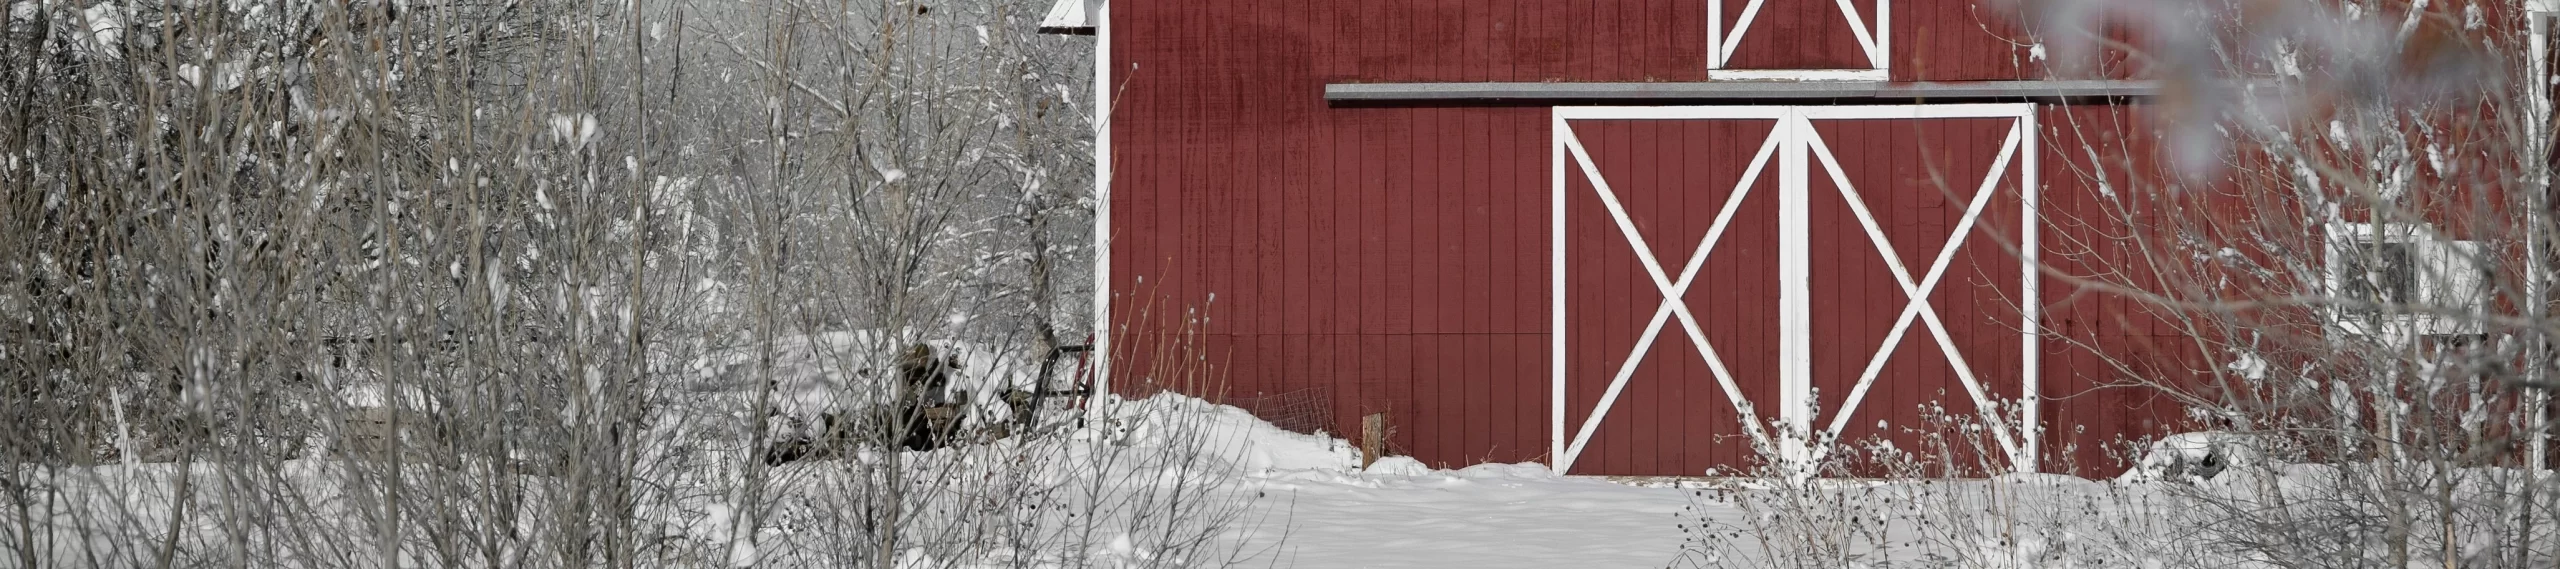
2116,432,2268,483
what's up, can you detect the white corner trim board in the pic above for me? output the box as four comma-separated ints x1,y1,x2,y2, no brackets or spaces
1548,104,2040,476
1088,0,1112,402
2526,8,2555,476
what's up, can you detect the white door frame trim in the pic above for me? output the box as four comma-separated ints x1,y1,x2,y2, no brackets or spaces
1549,104,2041,475
1553,119,1786,472
1800,119,2025,466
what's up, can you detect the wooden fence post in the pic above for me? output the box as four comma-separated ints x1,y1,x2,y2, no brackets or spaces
1361,412,1388,468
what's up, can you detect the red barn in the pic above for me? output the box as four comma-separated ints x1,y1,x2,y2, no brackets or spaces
1041,0,2552,476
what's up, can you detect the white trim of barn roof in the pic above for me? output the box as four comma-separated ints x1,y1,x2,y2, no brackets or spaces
1040,0,1100,35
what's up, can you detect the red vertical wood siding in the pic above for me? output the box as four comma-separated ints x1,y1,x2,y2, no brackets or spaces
1107,0,2193,475
2032,104,2210,474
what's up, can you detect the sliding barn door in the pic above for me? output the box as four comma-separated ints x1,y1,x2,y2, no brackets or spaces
1552,105,2040,476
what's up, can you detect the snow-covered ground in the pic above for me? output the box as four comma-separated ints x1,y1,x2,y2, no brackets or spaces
0,382,2209,568
1159,395,2557,568
1116,395,1696,568
16,334,2550,568
1236,464,1693,568
3,371,1696,568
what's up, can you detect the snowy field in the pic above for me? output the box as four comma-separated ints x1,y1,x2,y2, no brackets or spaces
1099,396,1696,568
2,390,1702,569
1119,399,2553,569
9,335,2549,567
1236,463,1693,568
11,390,2551,568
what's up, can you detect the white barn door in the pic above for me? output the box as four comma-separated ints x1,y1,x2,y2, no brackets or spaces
1551,104,2041,476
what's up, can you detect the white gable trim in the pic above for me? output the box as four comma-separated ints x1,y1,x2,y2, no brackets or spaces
1040,0,1100,35
1708,0,1890,80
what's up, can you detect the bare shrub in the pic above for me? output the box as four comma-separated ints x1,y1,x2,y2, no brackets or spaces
1678,1,2560,567
0,0,1268,566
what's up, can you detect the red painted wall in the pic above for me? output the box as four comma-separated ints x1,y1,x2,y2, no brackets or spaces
1103,0,2181,475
